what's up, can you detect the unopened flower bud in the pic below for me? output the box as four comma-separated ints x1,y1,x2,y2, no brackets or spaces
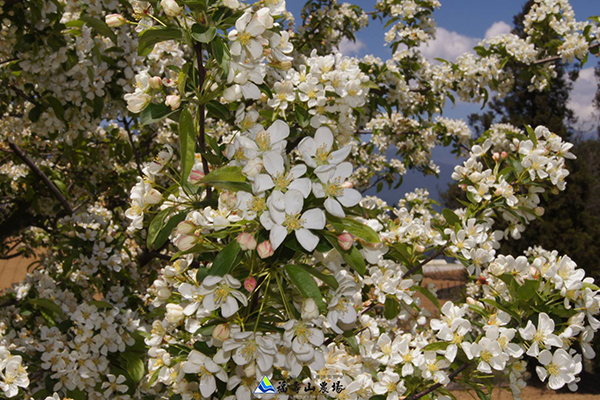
237,233,257,251
188,168,205,185
466,297,477,305
257,240,274,259
175,234,196,251
242,158,263,178
212,323,230,341
459,184,467,191
105,13,126,27
165,304,185,324
165,94,181,110
149,76,163,89
143,188,162,205
534,207,544,217
494,186,504,196
414,244,425,253
220,192,237,209
176,220,195,235
341,181,353,189
551,187,559,195
223,0,240,9
161,0,182,16
492,152,500,162
501,151,508,159
301,298,319,321
244,275,257,292
338,233,354,250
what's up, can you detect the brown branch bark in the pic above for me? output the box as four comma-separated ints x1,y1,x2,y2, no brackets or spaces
193,42,212,200
8,142,73,214
0,80,39,106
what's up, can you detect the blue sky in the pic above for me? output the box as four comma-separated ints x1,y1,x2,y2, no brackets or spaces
287,1,600,206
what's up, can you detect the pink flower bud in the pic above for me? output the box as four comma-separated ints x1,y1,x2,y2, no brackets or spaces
244,276,257,293
492,152,500,162
501,151,508,159
257,240,274,259
466,297,477,305
212,323,230,341
338,233,354,250
165,95,181,110
237,232,257,251
149,76,162,89
174,234,196,251
188,168,205,185
494,187,504,196
341,181,353,189
105,13,126,27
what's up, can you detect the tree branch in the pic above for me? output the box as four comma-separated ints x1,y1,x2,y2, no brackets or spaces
122,117,143,176
8,142,73,214
532,42,599,65
193,42,212,200
406,363,470,400
0,80,39,106
403,244,448,279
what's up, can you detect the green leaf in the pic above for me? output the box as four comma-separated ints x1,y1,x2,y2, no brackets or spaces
191,24,217,43
46,96,65,121
179,109,196,184
66,389,87,400
517,279,540,301
285,264,324,311
80,16,117,43
383,297,399,319
341,217,380,243
422,341,450,351
29,298,64,317
413,285,440,310
442,208,460,226
147,208,172,250
210,37,231,76
199,166,251,192
29,105,43,123
294,264,338,290
123,353,145,383
88,300,114,309
344,335,360,354
209,240,241,276
137,27,182,56
153,212,187,250
206,100,231,121
140,102,175,125
480,298,520,322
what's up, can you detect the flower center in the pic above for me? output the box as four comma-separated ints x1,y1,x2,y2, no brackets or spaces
547,362,559,376
255,131,271,152
284,213,304,232
315,144,330,165
239,32,252,46
274,173,292,191
480,350,492,363
324,179,343,198
248,196,265,213
294,322,313,344
214,285,231,306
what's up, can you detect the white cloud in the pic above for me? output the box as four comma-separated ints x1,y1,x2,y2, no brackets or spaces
337,38,366,56
417,28,479,62
569,67,598,126
484,21,512,39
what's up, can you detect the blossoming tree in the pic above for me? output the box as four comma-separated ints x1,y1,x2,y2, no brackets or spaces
0,0,599,399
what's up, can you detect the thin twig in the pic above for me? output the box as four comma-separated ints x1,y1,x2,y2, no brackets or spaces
403,244,448,279
532,42,599,65
193,42,212,200
0,57,18,66
122,117,144,176
8,142,73,214
0,80,39,106
406,363,470,400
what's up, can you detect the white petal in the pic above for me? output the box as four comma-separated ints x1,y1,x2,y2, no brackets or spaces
284,190,304,215
289,178,311,198
252,174,274,194
289,164,307,179
263,151,285,177
312,183,325,198
296,228,319,252
298,137,317,157
314,126,333,150
334,162,353,181
241,83,261,99
260,212,274,230
337,188,362,207
267,190,285,211
267,119,290,143
200,375,217,398
302,209,326,230
324,198,345,217
329,145,352,165
270,224,288,250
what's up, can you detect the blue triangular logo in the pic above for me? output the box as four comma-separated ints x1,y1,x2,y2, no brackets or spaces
254,375,277,394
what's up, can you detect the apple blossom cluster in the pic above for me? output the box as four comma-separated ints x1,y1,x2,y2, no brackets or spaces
0,346,29,398
269,51,371,142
